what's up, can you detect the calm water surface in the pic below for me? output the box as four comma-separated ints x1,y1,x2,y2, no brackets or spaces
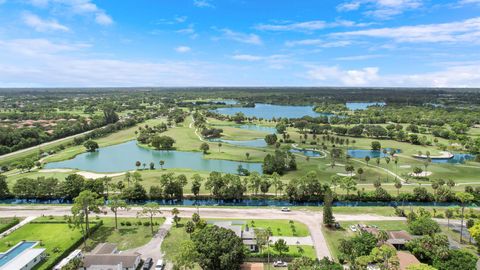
347,148,400,159
45,140,262,173
346,102,386,110
214,103,332,119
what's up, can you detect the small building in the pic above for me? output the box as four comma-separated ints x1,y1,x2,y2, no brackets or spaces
81,243,141,270
397,251,420,270
0,241,46,270
387,231,413,249
212,221,259,252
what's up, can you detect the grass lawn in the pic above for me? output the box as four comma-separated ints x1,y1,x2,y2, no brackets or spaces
323,220,409,261
258,245,316,259
86,217,165,251
241,219,309,237
0,223,83,270
162,220,193,265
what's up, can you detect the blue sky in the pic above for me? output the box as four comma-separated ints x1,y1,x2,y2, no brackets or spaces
0,0,480,87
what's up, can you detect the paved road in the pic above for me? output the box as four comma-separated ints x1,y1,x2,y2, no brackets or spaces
0,205,407,260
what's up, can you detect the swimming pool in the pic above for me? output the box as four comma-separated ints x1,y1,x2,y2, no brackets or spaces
0,241,38,266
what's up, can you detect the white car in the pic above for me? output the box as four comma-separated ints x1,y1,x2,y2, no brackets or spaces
273,261,288,267
350,225,357,232
155,259,165,270
281,207,291,212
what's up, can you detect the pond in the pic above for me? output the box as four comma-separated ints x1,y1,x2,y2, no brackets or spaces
238,124,278,134
213,103,332,119
347,148,401,159
290,148,325,157
428,153,476,164
44,140,262,174
208,138,267,148
346,102,386,110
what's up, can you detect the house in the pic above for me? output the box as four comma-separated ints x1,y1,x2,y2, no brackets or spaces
81,243,141,270
386,231,413,249
212,221,259,252
397,251,420,270
0,241,46,270
53,249,83,270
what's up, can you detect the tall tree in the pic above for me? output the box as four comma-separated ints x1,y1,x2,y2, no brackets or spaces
137,202,162,235
108,195,129,230
71,190,103,240
323,190,335,227
455,192,474,243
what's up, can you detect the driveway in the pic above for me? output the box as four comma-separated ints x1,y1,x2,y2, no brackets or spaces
124,217,173,263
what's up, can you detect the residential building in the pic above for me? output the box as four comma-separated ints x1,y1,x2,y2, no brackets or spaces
0,241,46,270
212,221,259,252
81,243,141,270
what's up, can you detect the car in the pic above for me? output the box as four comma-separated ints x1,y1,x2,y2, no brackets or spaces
350,225,357,232
281,207,291,212
155,259,165,270
143,258,153,269
273,261,288,267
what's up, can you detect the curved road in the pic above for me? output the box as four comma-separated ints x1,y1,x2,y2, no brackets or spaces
0,205,406,259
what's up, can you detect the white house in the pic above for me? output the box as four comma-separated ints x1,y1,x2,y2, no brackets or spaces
0,241,46,270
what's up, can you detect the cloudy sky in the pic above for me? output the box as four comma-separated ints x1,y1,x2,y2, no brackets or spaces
0,0,480,87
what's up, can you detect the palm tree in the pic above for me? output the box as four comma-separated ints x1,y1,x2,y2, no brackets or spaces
357,168,364,181
456,192,474,243
218,142,222,152
245,152,250,160
135,161,141,170
340,177,357,196
365,156,370,166
159,160,165,170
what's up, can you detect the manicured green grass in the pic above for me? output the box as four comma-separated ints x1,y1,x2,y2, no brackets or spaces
259,245,316,259
87,217,165,251
161,220,192,265
0,223,83,270
241,219,309,237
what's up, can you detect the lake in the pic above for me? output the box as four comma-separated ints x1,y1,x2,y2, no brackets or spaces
213,103,332,119
346,102,386,110
290,148,325,157
347,148,400,159
45,140,262,174
428,153,475,164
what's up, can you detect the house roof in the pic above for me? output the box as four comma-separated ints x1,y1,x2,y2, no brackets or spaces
387,230,412,244
83,254,140,268
397,251,420,270
90,243,117,254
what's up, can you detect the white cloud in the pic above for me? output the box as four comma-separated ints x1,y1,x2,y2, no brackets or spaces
335,54,385,61
306,66,380,86
218,29,262,45
175,46,191,53
23,13,69,32
305,63,480,87
338,0,422,19
255,20,371,32
285,39,352,47
193,0,214,8
26,0,113,25
333,17,480,43
0,38,221,87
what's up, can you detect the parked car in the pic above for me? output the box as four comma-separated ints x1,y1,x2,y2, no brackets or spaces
281,207,291,212
155,259,165,270
143,258,153,269
273,261,288,267
350,225,357,232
